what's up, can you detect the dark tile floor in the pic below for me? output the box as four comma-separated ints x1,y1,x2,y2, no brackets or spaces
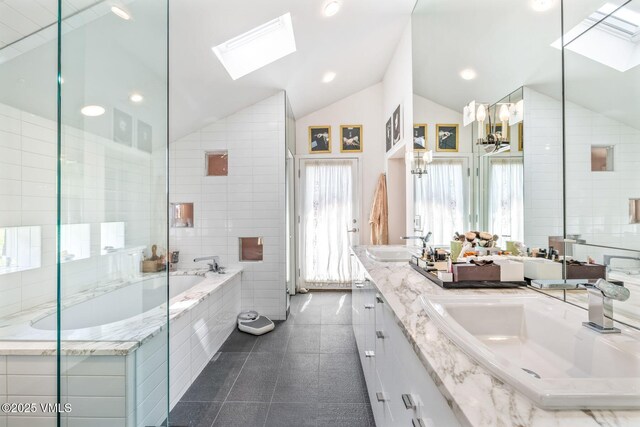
168,291,375,427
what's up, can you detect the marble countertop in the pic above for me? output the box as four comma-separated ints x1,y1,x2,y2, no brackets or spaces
0,268,241,356
352,245,640,427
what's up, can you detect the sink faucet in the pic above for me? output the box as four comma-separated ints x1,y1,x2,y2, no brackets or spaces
531,278,630,334
401,232,433,259
193,256,225,273
582,279,630,333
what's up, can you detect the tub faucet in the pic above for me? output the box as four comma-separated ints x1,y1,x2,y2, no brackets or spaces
193,256,225,273
531,278,630,334
401,232,433,258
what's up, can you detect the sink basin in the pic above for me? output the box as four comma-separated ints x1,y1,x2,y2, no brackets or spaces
420,294,640,409
366,246,413,262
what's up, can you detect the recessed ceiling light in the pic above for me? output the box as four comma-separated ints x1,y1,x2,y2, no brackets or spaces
459,68,477,80
81,105,105,117
212,13,297,80
111,6,131,20
129,93,144,103
531,0,554,12
322,71,336,83
323,1,341,17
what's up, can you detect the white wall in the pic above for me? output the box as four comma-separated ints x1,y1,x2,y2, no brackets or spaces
295,83,385,245
169,93,287,320
382,21,414,244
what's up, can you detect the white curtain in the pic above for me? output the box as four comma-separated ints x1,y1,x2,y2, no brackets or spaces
488,158,524,242
303,160,353,283
415,160,465,246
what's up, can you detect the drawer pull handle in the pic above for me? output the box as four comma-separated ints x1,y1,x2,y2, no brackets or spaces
376,330,386,339
412,418,427,427
376,392,388,402
402,393,416,409
376,295,384,304
355,283,364,288
364,304,374,309
365,350,375,357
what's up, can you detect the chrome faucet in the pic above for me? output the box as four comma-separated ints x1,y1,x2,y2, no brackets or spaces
531,278,630,334
582,279,630,333
401,232,433,259
193,256,225,273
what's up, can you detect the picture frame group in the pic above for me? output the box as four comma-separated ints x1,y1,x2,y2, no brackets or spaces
412,123,460,152
308,125,363,153
385,104,402,152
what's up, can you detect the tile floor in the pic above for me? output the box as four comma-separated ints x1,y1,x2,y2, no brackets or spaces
168,291,375,427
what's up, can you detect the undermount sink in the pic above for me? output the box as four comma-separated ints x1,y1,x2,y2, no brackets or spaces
366,246,413,262
420,294,640,409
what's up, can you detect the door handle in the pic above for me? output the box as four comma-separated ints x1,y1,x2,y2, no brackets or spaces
347,228,359,233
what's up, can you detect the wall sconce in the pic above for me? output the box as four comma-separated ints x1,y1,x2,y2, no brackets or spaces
409,150,433,178
463,97,524,156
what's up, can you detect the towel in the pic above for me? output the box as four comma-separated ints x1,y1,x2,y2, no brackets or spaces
368,173,389,245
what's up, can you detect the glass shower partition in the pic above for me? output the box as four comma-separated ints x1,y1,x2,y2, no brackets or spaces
0,1,168,426
58,0,169,426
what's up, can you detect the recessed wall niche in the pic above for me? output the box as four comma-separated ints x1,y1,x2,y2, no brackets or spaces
205,151,228,176
591,145,614,171
171,203,194,228
630,199,640,224
239,237,264,262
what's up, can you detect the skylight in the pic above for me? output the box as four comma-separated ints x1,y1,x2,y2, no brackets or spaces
212,13,297,80
552,3,640,72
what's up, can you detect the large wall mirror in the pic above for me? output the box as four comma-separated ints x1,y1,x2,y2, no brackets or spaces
411,0,561,248
562,0,640,326
411,0,639,328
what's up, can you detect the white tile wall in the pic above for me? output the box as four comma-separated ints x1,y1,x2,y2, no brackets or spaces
169,274,241,409
0,100,163,320
523,88,564,248
170,93,287,319
524,88,640,250
565,101,640,249
0,355,129,427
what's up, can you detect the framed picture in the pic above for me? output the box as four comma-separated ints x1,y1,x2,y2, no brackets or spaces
413,124,427,151
436,124,459,152
392,105,401,145
385,117,392,152
309,126,331,153
113,108,133,146
518,122,524,151
340,125,362,152
486,123,511,140
137,120,153,153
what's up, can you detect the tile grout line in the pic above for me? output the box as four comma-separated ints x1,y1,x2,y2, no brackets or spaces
262,317,295,426
209,340,257,427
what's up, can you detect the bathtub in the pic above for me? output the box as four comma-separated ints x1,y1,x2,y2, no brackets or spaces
0,269,242,427
32,274,205,331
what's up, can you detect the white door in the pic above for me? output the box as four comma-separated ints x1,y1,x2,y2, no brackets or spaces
299,158,359,289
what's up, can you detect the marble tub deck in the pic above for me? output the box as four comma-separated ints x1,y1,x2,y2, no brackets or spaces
352,245,640,427
0,268,242,356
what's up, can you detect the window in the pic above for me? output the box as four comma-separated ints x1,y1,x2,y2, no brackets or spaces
488,158,524,242
414,159,467,246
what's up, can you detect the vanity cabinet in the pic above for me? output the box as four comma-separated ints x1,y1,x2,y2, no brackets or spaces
351,254,461,427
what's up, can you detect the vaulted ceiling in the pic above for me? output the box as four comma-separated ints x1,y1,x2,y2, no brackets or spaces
169,0,416,139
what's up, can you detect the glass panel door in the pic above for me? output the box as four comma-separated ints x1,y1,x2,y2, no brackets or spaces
300,159,359,288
